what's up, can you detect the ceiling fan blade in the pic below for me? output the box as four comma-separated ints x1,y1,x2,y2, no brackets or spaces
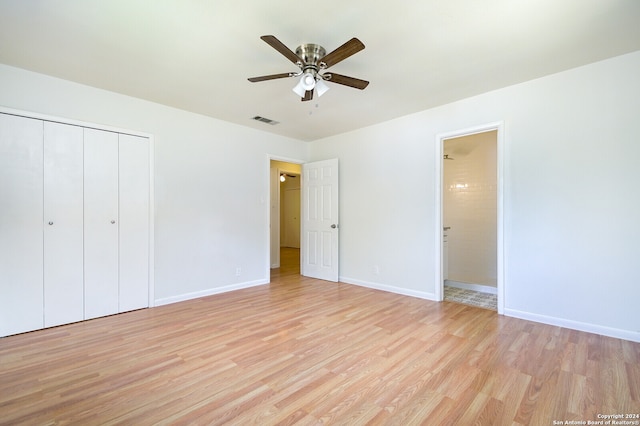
319,38,365,68
260,35,302,65
302,89,314,101
302,89,314,102
248,72,296,82
325,73,369,90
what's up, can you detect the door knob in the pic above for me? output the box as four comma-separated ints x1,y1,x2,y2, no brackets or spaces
331,224,338,229
48,221,54,225
111,220,116,224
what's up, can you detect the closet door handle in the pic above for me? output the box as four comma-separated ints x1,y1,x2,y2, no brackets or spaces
111,220,116,224
48,221,54,226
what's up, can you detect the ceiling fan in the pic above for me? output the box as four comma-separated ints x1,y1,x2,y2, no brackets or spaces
248,35,369,101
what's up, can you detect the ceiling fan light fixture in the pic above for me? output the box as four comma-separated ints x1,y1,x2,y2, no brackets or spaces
292,78,307,97
315,78,329,97
293,70,317,97
301,71,316,90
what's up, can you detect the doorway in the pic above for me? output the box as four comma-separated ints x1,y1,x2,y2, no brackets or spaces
280,173,300,249
267,157,340,283
435,123,504,314
270,160,302,273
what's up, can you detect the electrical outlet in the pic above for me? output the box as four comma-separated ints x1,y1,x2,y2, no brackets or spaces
373,265,380,275
235,267,242,276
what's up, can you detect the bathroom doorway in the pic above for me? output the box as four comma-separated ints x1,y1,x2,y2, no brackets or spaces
436,123,504,313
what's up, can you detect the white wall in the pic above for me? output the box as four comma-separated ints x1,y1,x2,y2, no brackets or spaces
0,64,309,305
310,51,640,341
444,131,497,287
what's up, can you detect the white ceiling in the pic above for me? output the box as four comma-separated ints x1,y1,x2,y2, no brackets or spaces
1,1,639,142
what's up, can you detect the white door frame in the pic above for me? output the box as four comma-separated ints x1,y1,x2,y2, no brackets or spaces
266,154,305,279
434,122,505,314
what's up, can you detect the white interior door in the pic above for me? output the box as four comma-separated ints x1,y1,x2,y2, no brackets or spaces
84,128,119,319
0,113,44,336
301,158,339,282
43,121,84,327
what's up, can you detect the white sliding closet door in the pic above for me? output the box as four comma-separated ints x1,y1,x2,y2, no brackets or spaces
43,121,84,327
84,128,119,319
1,109,152,337
0,113,44,336
119,134,150,312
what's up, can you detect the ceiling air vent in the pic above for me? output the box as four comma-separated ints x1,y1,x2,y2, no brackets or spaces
252,116,279,125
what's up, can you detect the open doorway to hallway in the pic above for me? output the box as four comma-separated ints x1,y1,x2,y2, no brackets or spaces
270,160,301,278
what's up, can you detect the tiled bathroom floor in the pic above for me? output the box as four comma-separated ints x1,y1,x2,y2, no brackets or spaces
444,286,497,311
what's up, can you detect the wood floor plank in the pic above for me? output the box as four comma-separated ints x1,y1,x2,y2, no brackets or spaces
1,247,639,425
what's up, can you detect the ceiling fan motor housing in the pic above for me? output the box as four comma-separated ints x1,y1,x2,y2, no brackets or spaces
295,43,326,66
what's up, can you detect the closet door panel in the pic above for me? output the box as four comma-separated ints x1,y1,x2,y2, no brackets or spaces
0,113,44,336
119,134,150,312
43,121,84,327
84,128,119,319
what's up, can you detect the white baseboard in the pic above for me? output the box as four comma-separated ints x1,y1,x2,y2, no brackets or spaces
504,308,640,343
152,277,639,343
154,279,269,307
340,276,437,301
445,280,497,295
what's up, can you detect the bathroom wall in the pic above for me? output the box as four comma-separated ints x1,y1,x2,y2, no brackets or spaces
443,131,497,287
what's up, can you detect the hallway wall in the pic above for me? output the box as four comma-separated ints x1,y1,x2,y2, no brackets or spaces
280,176,300,248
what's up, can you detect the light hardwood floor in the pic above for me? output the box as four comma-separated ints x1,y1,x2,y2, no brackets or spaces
1,248,638,425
